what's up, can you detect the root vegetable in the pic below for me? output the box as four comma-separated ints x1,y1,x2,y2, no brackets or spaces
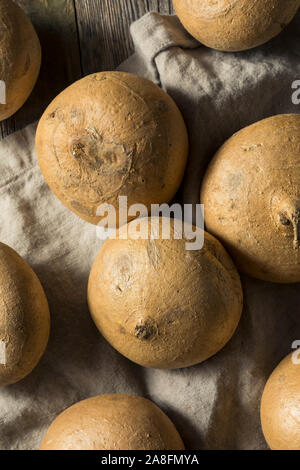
0,0,41,121
260,351,300,450
40,394,184,450
35,72,188,226
0,243,50,387
173,0,300,52
201,114,300,283
87,217,243,369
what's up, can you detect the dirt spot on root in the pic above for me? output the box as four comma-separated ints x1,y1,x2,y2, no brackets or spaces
134,319,157,340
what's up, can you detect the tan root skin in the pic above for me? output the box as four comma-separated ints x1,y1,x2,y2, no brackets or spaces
87,217,243,369
36,71,188,226
201,114,300,283
40,394,185,450
260,352,300,450
173,0,300,51
0,243,50,387
0,0,41,121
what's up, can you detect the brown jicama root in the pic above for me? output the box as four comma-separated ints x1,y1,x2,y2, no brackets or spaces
0,0,41,121
173,0,300,52
201,114,300,283
88,217,243,369
36,72,188,226
40,394,185,450
0,243,50,387
260,351,300,450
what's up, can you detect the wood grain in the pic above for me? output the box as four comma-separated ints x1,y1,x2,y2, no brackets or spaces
74,0,174,75
0,0,81,139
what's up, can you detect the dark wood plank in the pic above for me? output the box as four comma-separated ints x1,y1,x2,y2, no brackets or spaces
74,0,174,75
0,0,82,139
147,0,174,15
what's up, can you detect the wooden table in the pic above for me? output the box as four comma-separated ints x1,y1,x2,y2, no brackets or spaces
1,0,174,139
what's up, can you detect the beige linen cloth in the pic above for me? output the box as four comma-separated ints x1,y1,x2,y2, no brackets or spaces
0,12,300,450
